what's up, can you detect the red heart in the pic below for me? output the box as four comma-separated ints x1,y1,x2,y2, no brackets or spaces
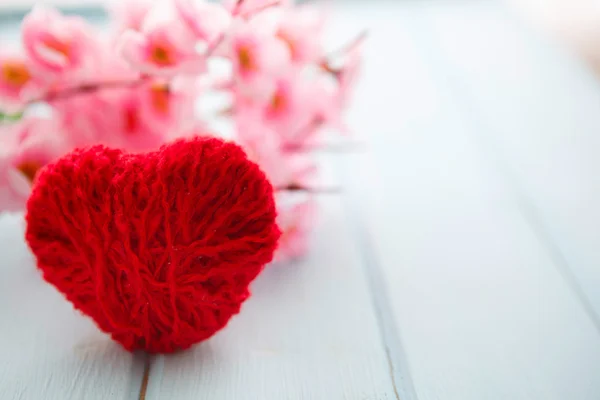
25,137,280,353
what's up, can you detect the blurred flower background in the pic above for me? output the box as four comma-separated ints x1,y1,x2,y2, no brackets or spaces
0,0,364,263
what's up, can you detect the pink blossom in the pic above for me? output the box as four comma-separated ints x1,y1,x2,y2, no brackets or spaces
259,71,316,144
0,51,42,110
57,88,166,152
21,6,99,78
108,0,155,33
235,110,316,189
276,6,324,64
306,75,348,135
174,0,231,43
232,70,328,147
239,127,287,186
56,76,196,152
104,88,171,151
137,76,199,140
118,16,205,76
226,20,290,89
37,38,141,103
0,117,71,212
275,198,316,262
263,73,302,123
91,40,141,83
0,149,30,213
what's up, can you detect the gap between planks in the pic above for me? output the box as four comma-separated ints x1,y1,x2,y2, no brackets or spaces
138,354,152,400
335,156,418,400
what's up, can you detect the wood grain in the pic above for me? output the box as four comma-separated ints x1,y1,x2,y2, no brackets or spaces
424,0,600,325
335,3,600,399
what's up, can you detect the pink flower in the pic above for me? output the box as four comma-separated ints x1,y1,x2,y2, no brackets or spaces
0,117,71,212
235,112,316,189
55,76,196,152
275,198,316,262
118,14,205,76
232,69,333,147
239,128,286,186
0,51,42,110
305,75,348,136
276,6,324,64
21,6,99,78
57,88,167,152
108,0,155,33
226,19,290,89
91,40,141,83
263,73,302,123
174,0,231,43
137,76,199,140
0,148,30,213
258,71,316,144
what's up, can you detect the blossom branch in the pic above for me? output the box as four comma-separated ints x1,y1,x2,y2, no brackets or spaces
240,0,282,18
328,30,368,60
28,78,148,105
282,141,366,153
321,30,368,73
232,0,246,15
277,183,342,194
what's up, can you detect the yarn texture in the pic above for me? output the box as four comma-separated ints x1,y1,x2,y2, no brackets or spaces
25,136,281,353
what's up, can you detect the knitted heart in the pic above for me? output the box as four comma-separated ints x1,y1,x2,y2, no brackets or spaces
25,137,280,353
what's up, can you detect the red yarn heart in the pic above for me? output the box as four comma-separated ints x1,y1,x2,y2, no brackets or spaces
25,137,280,353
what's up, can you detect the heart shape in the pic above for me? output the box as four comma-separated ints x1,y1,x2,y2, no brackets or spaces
25,137,280,353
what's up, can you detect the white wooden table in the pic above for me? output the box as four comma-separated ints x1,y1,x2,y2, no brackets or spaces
2,1,600,399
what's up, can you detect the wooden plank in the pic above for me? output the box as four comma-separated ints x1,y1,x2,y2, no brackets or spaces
0,212,146,400
335,2,600,399
424,0,600,320
144,12,398,400
144,193,396,400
